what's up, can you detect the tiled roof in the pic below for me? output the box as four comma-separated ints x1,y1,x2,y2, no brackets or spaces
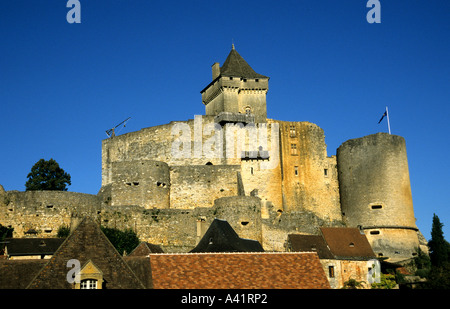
123,256,153,289
220,46,269,79
149,252,330,289
287,234,334,259
190,219,264,253
128,241,164,256
26,217,146,289
0,259,48,289
320,227,376,259
3,238,65,257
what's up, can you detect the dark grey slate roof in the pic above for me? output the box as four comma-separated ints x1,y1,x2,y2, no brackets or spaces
190,219,264,253
288,234,335,259
127,241,164,256
0,259,48,289
3,238,65,257
220,46,269,79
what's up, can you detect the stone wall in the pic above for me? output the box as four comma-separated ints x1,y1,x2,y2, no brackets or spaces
0,190,101,237
169,165,240,209
276,120,341,221
110,160,170,209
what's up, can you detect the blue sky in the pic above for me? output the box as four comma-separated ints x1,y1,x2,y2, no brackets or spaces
1,1,449,241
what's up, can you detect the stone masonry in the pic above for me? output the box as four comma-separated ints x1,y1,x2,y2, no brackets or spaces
0,47,425,260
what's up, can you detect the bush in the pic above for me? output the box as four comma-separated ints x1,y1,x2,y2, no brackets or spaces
100,226,140,255
371,273,397,289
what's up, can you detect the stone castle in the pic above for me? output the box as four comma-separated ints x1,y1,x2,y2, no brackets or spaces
0,46,426,262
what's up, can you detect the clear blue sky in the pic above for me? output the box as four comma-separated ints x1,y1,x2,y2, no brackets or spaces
1,1,449,241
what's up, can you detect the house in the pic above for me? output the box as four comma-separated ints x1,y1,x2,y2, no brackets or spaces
0,217,149,289
190,219,264,253
0,217,330,289
128,241,164,256
1,238,65,260
288,227,381,289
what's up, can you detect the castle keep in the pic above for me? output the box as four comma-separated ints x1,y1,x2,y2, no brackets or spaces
0,46,425,262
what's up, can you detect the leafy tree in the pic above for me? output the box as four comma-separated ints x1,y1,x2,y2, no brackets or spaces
428,214,450,267
25,158,71,191
0,224,14,255
100,226,140,256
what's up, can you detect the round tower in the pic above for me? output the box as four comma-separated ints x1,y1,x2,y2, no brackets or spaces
337,133,419,261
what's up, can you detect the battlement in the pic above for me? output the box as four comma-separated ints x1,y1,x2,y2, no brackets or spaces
0,49,423,261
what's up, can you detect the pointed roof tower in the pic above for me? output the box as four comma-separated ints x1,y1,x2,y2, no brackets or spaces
219,44,268,79
201,45,269,123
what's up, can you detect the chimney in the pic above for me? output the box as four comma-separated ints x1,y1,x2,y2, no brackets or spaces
212,62,220,80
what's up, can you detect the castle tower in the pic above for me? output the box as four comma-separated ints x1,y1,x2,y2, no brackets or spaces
337,133,420,261
200,45,269,123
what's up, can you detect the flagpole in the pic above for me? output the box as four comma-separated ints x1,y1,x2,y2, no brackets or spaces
386,106,391,134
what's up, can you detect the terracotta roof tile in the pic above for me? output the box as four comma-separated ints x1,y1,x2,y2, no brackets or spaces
149,252,330,289
320,227,376,259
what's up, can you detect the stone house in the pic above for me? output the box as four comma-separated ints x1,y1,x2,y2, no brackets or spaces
288,227,381,289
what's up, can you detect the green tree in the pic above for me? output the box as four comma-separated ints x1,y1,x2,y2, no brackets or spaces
0,224,14,255
413,247,431,278
25,158,71,191
100,226,140,256
426,263,450,289
56,225,71,238
428,214,449,267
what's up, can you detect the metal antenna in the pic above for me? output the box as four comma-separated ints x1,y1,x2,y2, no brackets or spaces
106,117,131,138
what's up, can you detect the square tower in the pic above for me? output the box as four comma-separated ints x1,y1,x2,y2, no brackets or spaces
200,45,269,124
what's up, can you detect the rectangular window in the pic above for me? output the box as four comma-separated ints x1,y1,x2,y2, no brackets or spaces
371,205,382,209
328,266,335,278
294,166,298,176
80,279,97,289
290,143,297,155
324,169,328,177
289,125,296,138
